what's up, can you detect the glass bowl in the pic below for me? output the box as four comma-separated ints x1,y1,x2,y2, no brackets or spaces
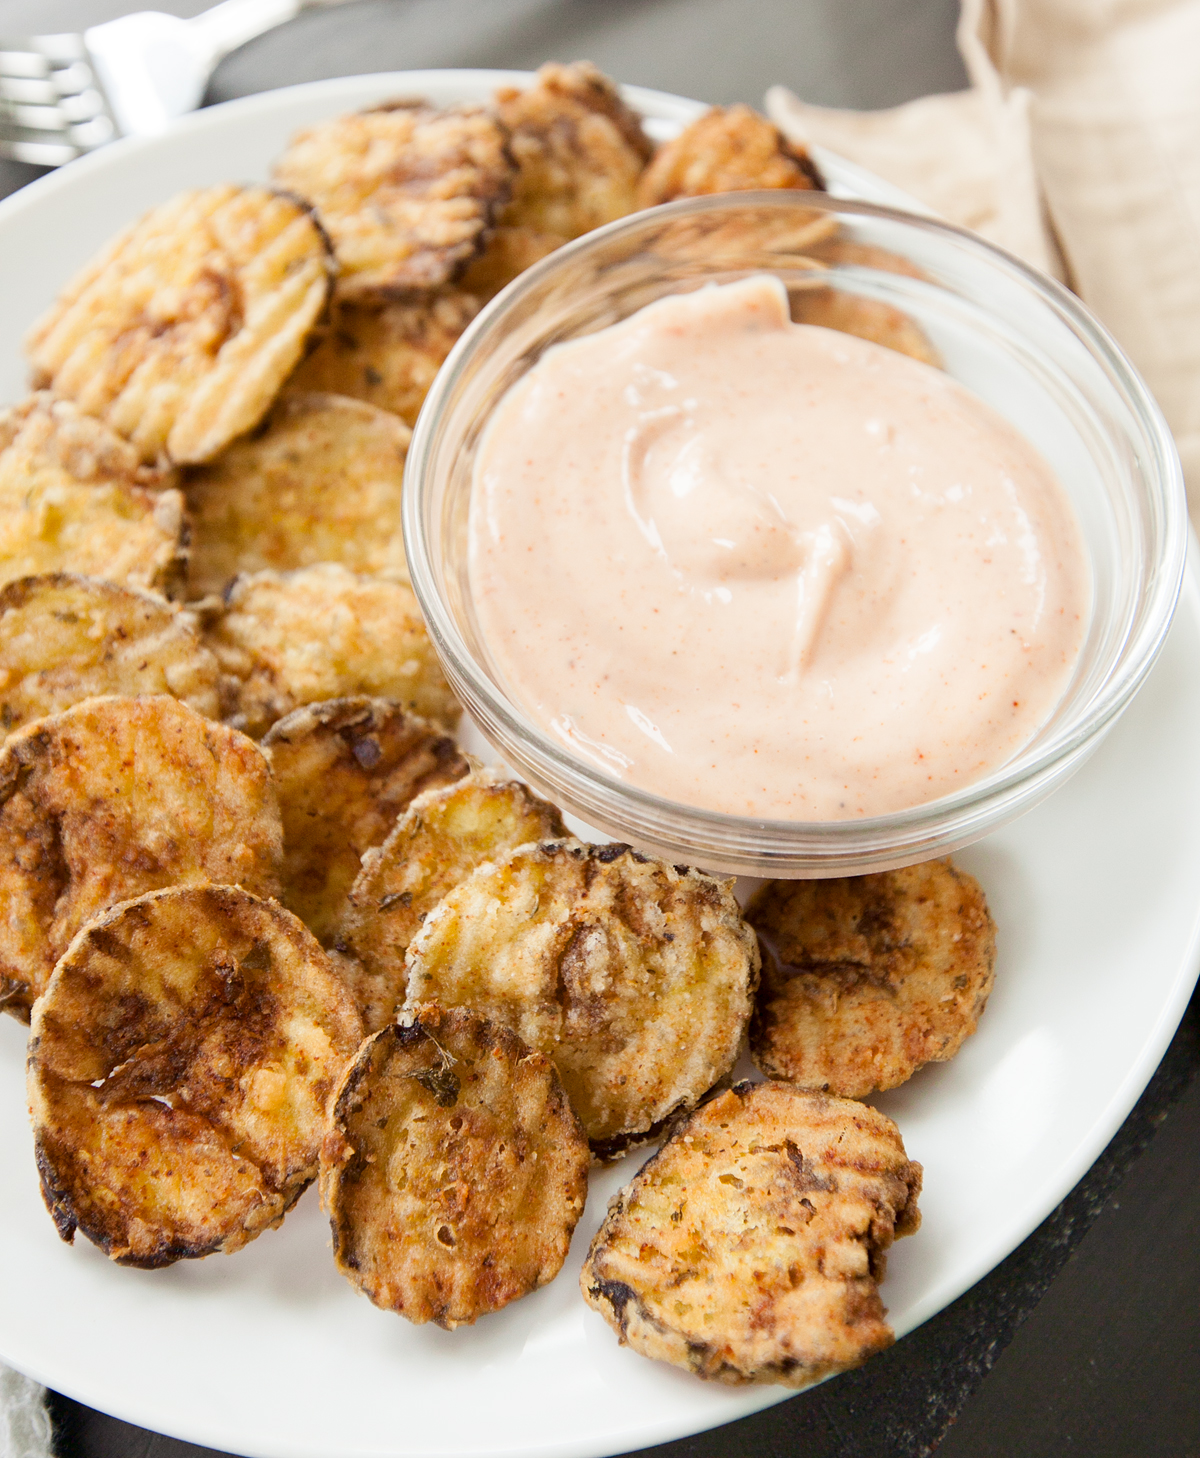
403,192,1186,877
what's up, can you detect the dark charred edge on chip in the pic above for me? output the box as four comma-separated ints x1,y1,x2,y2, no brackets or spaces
33,1121,317,1268
587,1100,690,1164
0,571,160,613
267,184,340,300
787,136,825,190
0,976,30,1024
585,1253,892,1384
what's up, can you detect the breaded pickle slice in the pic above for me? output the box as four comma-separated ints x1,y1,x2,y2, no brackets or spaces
287,293,479,426
336,771,566,1031
405,841,759,1154
581,1081,922,1385
185,392,412,596
636,104,823,206
0,574,219,733
458,225,560,301
0,695,281,1019
748,861,996,1098
495,61,652,242
0,395,186,596
274,102,514,300
205,565,458,738
321,1002,588,1327
29,885,362,1267
262,697,468,944
26,186,333,464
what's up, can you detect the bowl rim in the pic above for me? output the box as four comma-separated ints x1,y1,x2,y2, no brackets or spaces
403,188,1187,844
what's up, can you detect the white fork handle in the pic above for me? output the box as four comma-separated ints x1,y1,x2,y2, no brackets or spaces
190,0,358,65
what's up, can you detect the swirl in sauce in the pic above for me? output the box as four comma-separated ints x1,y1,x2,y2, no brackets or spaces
469,276,1090,820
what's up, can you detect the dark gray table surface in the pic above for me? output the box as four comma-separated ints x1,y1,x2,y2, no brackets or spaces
2,2,1197,1454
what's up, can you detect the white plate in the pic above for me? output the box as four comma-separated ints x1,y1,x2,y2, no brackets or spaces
0,71,1198,1458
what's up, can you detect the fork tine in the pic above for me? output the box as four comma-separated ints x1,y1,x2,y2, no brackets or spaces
0,132,78,165
0,50,51,80
0,76,59,105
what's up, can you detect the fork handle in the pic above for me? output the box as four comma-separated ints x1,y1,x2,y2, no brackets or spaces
190,0,357,65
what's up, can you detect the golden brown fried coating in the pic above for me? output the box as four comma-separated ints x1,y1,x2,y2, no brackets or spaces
458,225,561,300
335,771,566,1032
0,574,219,733
287,292,480,425
0,695,281,1020
274,102,514,300
495,61,652,242
636,104,823,207
204,565,458,738
262,697,468,944
184,392,412,596
321,1002,588,1327
405,841,759,1154
25,187,333,464
747,861,996,1098
0,394,186,596
29,885,362,1267
581,1081,922,1385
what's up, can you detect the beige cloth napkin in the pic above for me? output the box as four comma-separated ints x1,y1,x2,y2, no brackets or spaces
769,0,1200,515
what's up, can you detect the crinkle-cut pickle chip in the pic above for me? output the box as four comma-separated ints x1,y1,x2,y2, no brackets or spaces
636,103,823,207
321,1002,588,1328
404,840,760,1155
262,696,468,945
29,884,362,1268
335,770,566,1032
494,61,652,243
0,394,187,596
274,101,514,300
581,1081,922,1386
185,392,412,596
25,185,333,464
287,293,480,427
747,860,996,1099
0,694,281,1020
205,564,459,739
0,574,219,734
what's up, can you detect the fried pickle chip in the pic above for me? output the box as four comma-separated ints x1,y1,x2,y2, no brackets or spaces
287,292,480,425
636,104,823,207
458,225,561,300
0,574,219,733
29,885,362,1267
581,1080,922,1385
404,841,759,1154
0,394,186,596
26,186,333,464
205,565,458,738
262,697,469,944
274,102,514,300
0,695,281,1019
747,861,996,1098
321,1002,588,1327
495,61,652,242
335,771,566,1031
184,393,412,596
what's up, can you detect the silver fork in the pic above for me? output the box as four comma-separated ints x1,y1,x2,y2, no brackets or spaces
0,0,353,166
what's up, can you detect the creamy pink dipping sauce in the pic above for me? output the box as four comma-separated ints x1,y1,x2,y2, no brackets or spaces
469,276,1090,820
